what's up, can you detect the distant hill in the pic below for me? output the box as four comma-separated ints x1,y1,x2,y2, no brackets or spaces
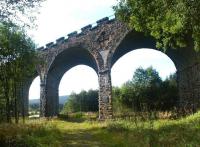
59,95,69,104
29,99,39,105
29,95,69,105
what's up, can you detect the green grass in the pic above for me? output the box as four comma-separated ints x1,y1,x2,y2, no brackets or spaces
0,112,200,147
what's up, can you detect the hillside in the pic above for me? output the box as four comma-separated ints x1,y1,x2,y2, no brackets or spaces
29,95,69,105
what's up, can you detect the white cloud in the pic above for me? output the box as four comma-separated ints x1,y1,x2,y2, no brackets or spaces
29,0,117,46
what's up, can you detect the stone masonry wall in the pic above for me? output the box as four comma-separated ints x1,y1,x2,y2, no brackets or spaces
178,62,200,109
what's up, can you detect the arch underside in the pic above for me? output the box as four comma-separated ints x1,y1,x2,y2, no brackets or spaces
111,31,187,70
111,30,200,109
19,71,39,116
45,47,98,116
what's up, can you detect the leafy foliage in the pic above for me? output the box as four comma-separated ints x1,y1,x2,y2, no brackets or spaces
113,67,178,112
159,74,178,110
0,0,45,27
0,22,37,122
0,0,43,123
114,0,200,51
61,90,99,113
62,67,178,115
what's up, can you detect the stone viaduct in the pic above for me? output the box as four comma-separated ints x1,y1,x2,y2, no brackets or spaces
24,16,200,119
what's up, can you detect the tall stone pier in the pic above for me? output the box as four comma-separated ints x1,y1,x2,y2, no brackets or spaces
98,69,113,119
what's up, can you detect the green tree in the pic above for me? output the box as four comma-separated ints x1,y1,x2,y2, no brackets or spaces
0,22,37,123
119,81,135,108
0,0,45,26
0,0,44,123
113,67,163,111
131,67,162,110
114,0,200,51
112,86,123,113
86,89,98,112
159,74,178,111
62,90,98,114
112,67,178,112
0,84,6,122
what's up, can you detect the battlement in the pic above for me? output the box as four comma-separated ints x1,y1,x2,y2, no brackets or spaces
37,15,116,51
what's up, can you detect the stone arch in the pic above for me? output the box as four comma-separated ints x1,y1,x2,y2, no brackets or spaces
20,71,40,117
108,30,200,110
109,31,185,70
44,47,98,116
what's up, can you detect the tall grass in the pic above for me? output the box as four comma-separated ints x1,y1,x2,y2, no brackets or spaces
0,111,200,146
106,111,200,146
0,119,63,147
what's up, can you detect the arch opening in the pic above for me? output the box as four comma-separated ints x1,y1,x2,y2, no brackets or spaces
110,30,180,116
59,65,99,114
45,47,99,116
110,31,183,69
111,48,177,87
29,76,40,117
111,49,178,116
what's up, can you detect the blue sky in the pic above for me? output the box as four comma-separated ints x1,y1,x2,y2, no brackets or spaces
29,0,176,99
29,0,117,46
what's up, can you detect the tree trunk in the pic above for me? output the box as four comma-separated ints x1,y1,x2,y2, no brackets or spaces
14,81,19,124
5,91,10,123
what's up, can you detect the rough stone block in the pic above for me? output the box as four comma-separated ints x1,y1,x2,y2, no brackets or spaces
68,31,77,38
97,17,109,25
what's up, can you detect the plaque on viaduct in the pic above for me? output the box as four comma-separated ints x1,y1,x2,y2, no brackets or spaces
23,16,200,120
